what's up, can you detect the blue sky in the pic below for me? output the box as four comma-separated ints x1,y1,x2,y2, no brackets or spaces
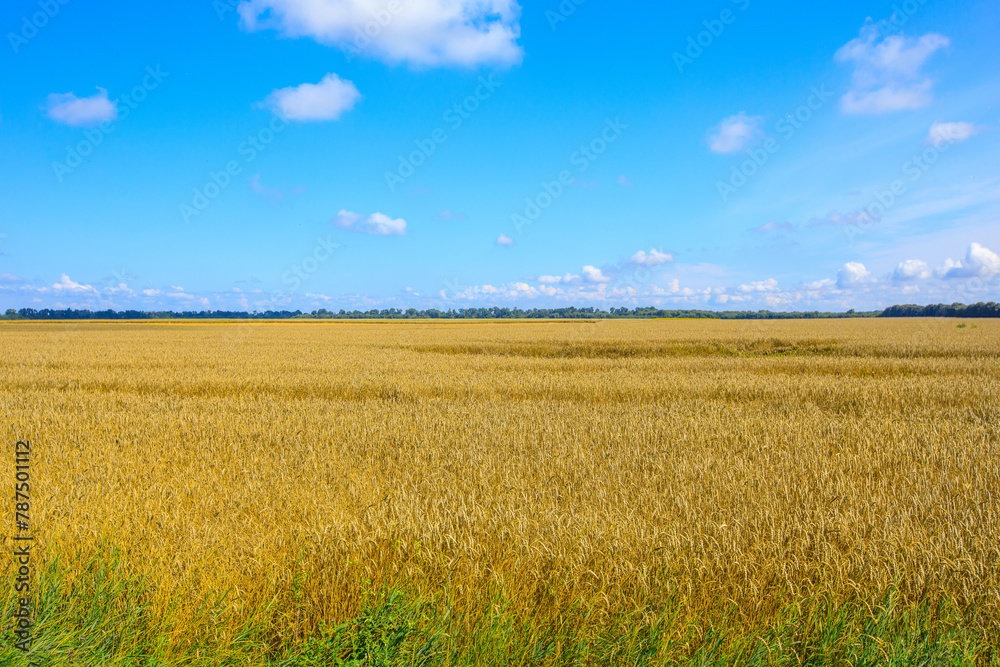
1,0,998,312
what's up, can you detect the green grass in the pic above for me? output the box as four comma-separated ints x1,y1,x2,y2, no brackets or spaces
1,549,995,666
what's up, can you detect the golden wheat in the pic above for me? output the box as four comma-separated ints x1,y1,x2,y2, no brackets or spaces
1,318,997,654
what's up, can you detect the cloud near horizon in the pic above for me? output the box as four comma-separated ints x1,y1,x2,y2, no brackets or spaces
837,262,873,288
3,243,998,313
941,242,1000,279
893,259,932,281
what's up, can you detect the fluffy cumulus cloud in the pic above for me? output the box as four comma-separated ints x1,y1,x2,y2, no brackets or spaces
51,274,100,296
334,209,407,235
893,259,931,281
940,242,1000,279
581,265,611,283
837,262,872,288
238,0,523,67
495,233,514,246
925,121,979,146
707,112,764,153
264,73,361,122
629,248,673,267
835,22,949,114
45,88,118,126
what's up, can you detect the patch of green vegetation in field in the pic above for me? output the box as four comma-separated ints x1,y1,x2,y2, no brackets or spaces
2,549,993,667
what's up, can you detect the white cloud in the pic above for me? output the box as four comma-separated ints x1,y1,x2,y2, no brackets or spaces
837,262,872,288
538,273,580,285
839,81,936,115
803,278,836,291
941,242,1000,279
400,240,1000,310
51,274,98,295
238,0,522,68
495,233,514,246
738,278,779,293
264,73,361,122
581,265,611,283
925,121,979,146
629,248,673,267
893,259,931,281
45,88,117,126
103,283,135,297
707,112,764,154
334,209,407,235
835,23,949,114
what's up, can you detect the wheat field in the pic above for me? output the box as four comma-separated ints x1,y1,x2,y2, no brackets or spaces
1,319,998,665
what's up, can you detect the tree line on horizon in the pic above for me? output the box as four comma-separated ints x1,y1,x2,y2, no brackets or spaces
1,302,998,321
